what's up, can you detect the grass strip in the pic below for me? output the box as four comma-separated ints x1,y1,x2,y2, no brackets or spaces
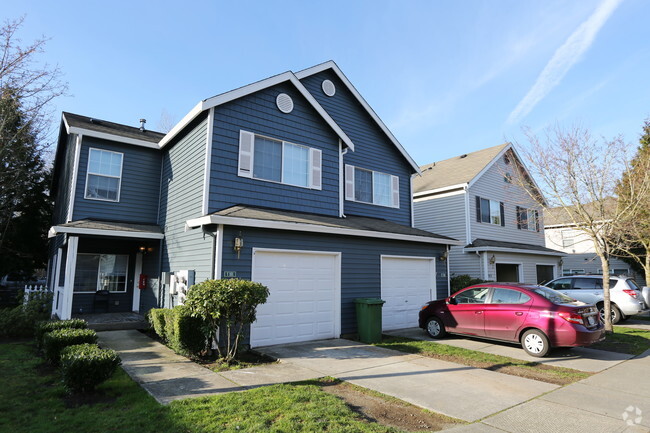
590,325,650,355
375,336,590,385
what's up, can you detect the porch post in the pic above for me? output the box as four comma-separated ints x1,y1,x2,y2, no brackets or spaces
61,236,79,320
132,252,143,312
482,251,489,280
52,249,62,317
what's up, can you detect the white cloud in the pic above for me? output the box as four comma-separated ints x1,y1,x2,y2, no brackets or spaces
507,0,623,124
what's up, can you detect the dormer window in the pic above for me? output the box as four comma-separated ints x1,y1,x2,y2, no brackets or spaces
84,148,123,202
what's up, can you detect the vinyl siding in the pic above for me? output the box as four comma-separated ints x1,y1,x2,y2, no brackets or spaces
469,157,546,245
72,137,161,224
559,254,645,286
414,192,467,243
219,226,448,335
208,81,340,216
52,133,78,224
159,117,213,298
300,70,413,225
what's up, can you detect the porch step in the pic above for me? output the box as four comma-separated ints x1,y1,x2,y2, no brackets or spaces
73,312,149,332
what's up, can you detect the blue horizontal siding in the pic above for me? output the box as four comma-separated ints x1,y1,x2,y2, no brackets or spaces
220,226,448,335
72,137,161,224
209,81,340,216
300,70,413,225
53,134,77,224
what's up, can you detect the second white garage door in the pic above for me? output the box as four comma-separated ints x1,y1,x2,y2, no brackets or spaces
250,249,340,347
381,256,436,330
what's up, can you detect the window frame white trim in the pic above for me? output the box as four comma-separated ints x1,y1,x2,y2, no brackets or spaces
84,147,124,202
73,252,130,294
346,164,400,209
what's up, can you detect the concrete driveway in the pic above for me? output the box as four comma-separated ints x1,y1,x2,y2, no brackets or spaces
255,338,557,422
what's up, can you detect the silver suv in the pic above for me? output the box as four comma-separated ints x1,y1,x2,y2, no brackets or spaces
545,275,649,324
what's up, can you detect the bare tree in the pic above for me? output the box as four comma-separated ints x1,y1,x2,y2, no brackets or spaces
614,119,650,284
0,16,67,269
156,109,176,133
512,124,649,332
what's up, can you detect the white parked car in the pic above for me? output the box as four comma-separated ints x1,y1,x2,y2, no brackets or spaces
545,275,649,324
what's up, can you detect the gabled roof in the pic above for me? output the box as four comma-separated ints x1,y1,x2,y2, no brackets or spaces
464,238,564,256
544,198,617,227
414,143,510,195
187,205,462,245
158,70,355,150
62,112,164,148
295,61,420,174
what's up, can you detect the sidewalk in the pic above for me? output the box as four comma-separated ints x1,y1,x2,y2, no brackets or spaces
385,327,634,372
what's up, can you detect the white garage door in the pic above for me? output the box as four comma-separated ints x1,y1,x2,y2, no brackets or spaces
381,256,436,330
250,249,340,347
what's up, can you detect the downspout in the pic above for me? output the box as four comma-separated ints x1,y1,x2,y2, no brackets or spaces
446,244,451,296
340,140,348,218
410,173,416,227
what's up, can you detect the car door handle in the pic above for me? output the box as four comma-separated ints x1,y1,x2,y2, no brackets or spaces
515,312,523,316
475,311,483,314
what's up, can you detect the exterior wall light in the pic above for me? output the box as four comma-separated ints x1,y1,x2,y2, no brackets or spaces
489,254,496,265
234,235,244,259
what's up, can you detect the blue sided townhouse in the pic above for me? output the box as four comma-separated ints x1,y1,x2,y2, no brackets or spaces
46,61,460,347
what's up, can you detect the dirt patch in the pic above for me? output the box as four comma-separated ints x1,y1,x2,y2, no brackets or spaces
197,350,277,372
321,381,463,432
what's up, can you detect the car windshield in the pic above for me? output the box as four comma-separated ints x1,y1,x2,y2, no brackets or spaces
626,279,641,290
532,286,576,305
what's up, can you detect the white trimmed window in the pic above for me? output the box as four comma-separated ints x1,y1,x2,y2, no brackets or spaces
516,206,539,232
238,130,321,189
476,196,504,226
85,148,123,201
73,254,128,293
344,164,399,208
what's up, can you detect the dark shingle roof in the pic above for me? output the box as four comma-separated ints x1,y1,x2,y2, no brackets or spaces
56,219,163,234
465,238,563,255
212,205,458,242
63,112,165,143
414,143,509,193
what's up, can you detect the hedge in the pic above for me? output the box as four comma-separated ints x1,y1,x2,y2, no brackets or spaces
149,305,207,357
35,319,88,349
147,308,167,341
43,328,98,364
60,343,121,393
0,291,54,339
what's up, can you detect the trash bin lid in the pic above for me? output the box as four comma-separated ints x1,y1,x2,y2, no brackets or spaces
354,298,385,305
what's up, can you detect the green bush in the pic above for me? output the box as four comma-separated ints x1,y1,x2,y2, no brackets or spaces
42,328,97,364
35,319,87,349
0,291,53,339
60,343,121,393
148,308,167,341
167,305,208,356
184,279,269,362
450,274,489,294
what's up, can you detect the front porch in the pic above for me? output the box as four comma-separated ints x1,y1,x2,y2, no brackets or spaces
73,312,149,331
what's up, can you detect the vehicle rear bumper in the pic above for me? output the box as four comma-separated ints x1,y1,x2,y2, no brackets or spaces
549,325,606,348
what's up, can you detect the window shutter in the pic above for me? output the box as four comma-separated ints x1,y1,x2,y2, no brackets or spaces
500,202,505,226
345,164,355,200
516,206,522,230
391,175,400,208
475,196,481,222
309,148,322,190
238,130,254,178
535,210,540,232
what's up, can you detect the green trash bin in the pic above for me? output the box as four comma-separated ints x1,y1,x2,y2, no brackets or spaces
354,298,386,343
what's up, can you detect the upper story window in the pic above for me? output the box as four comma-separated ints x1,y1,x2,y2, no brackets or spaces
475,196,503,226
238,130,321,190
516,207,539,232
345,164,399,208
85,148,123,202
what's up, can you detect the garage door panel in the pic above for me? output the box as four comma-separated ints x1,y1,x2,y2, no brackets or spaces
251,250,339,347
382,257,435,331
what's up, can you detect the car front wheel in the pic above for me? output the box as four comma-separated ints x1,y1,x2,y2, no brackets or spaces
521,329,550,357
425,316,446,339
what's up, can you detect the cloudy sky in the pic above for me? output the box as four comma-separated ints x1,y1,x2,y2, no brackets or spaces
4,0,649,165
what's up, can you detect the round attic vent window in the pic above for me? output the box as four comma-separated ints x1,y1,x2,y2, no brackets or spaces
276,93,294,113
322,79,336,96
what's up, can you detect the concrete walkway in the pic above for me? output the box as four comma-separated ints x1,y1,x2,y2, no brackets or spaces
98,330,556,421
446,349,650,433
385,327,634,372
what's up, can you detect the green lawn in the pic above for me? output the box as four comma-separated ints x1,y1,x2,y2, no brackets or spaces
0,340,404,433
375,336,590,385
590,325,650,355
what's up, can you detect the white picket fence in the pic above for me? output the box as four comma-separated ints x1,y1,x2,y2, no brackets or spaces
23,284,51,305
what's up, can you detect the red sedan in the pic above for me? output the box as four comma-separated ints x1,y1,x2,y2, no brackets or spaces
418,283,605,357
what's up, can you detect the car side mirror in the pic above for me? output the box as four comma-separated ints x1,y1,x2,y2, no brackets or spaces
447,297,457,305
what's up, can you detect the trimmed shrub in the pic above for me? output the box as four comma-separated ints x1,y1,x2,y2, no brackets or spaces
167,305,208,356
60,343,121,393
35,319,88,349
148,308,167,341
43,328,97,364
450,274,489,294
